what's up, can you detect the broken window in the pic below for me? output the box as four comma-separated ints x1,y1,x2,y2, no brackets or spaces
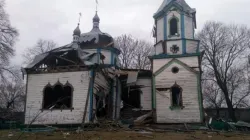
170,18,178,36
121,86,141,109
171,83,183,107
42,81,73,110
128,88,141,108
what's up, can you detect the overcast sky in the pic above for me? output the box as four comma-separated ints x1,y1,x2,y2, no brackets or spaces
5,0,250,66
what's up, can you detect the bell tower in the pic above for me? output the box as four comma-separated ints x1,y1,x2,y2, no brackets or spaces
153,0,198,55
150,0,203,123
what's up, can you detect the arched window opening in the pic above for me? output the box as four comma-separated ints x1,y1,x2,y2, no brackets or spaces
42,81,74,110
171,83,183,107
43,85,53,109
170,18,178,36
63,85,73,108
53,84,64,109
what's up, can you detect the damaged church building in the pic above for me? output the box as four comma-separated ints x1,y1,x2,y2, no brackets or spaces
22,0,204,125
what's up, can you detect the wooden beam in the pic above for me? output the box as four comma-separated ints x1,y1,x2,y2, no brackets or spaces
54,55,77,65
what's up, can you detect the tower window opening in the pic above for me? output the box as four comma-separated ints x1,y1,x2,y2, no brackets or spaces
170,18,178,36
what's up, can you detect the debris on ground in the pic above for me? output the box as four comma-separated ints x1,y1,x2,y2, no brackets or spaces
8,132,13,138
208,117,235,131
134,111,153,125
62,132,70,139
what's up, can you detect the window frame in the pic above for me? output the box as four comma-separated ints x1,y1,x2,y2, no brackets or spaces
41,81,74,111
168,16,180,38
170,83,184,110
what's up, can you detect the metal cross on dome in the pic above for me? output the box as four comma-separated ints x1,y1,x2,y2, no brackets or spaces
96,0,98,12
170,45,179,54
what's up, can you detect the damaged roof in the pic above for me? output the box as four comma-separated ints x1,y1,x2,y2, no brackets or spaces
25,42,79,69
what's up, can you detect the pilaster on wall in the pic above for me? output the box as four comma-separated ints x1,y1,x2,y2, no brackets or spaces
181,13,186,54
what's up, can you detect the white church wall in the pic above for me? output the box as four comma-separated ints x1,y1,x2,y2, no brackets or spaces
155,63,201,123
101,50,111,64
186,40,199,54
184,15,194,39
155,42,163,55
156,17,164,43
136,78,152,110
82,49,116,65
25,71,90,125
153,56,199,73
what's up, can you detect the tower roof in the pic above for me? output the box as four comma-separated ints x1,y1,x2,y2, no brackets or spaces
154,0,195,18
73,24,81,36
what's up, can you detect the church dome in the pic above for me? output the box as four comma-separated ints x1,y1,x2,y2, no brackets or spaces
93,12,100,23
79,12,114,48
73,24,81,36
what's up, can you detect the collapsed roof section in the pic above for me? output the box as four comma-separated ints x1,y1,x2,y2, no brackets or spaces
23,43,107,74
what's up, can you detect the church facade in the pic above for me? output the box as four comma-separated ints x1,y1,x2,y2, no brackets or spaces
22,0,203,125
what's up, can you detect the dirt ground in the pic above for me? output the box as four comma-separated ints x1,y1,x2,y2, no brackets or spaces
1,130,250,140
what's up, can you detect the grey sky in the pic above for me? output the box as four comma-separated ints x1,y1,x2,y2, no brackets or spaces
5,0,250,66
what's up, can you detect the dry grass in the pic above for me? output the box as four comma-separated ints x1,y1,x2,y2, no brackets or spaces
0,130,250,140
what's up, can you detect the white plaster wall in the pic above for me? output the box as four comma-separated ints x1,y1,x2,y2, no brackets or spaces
101,50,111,64
155,43,163,55
136,78,152,110
186,40,199,54
166,40,182,55
114,54,119,66
153,57,199,73
157,17,164,43
82,49,114,65
155,63,201,123
167,11,181,40
185,15,194,39
25,71,90,125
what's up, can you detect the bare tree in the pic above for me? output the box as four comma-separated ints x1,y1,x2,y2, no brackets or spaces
23,39,58,64
115,35,137,69
198,21,250,121
0,0,19,81
115,34,153,69
133,40,154,70
203,79,224,117
0,68,25,121
0,80,25,111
